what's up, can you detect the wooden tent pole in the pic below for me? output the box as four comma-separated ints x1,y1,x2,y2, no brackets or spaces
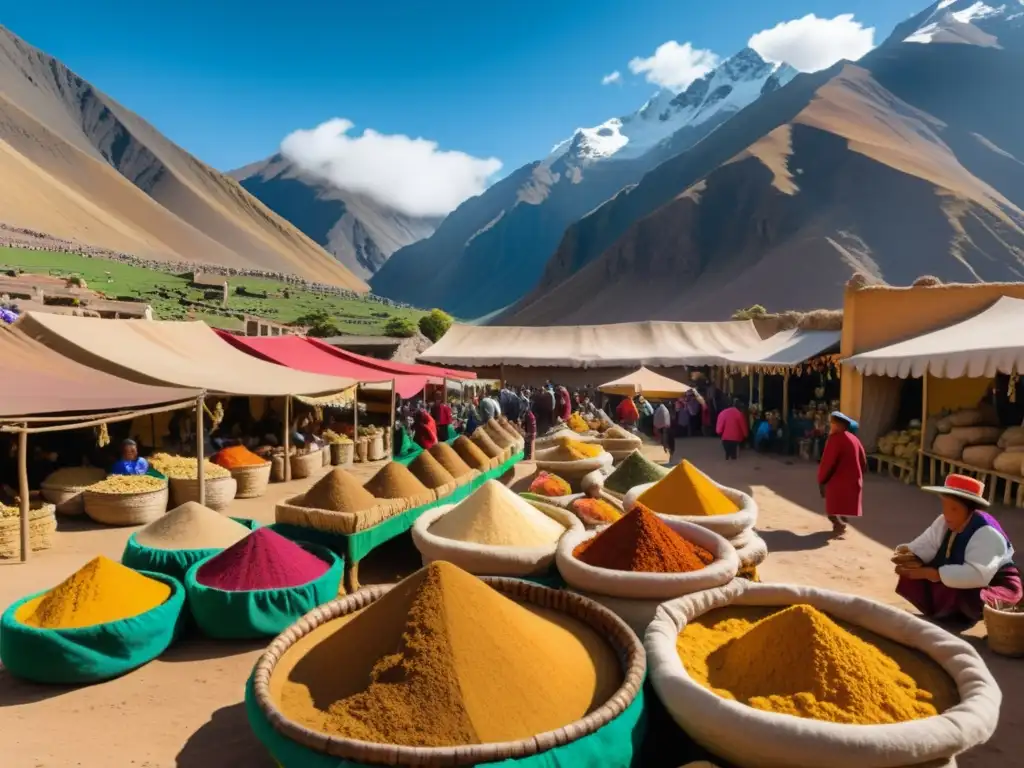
353,388,360,452
196,395,206,506
783,369,791,419
389,380,397,458
917,371,929,486
283,395,291,482
18,428,29,562
758,372,765,409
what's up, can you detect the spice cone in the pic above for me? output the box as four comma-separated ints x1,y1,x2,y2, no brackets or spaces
304,468,377,512
363,462,432,500
453,436,491,470
637,460,739,516
408,451,457,490
429,480,566,546
429,442,474,478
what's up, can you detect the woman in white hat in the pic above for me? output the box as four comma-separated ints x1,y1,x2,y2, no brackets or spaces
894,473,1021,622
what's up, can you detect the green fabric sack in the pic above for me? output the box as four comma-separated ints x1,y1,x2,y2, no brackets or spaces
121,518,261,583
185,543,344,640
245,673,646,768
0,571,185,684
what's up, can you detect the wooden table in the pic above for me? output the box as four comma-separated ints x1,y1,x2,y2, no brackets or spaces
918,450,1024,508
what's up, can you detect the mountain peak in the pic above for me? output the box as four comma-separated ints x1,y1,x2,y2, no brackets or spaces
898,0,1024,46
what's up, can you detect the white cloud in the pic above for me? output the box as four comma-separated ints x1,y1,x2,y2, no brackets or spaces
601,70,622,85
279,118,502,217
628,41,720,91
748,13,875,72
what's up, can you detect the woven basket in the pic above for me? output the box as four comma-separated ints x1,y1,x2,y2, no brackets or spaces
231,462,273,499
0,504,57,558
290,451,323,480
275,494,408,535
169,475,238,512
41,468,107,516
84,485,169,526
271,455,285,483
322,447,332,467
329,442,354,466
367,434,386,462
251,576,646,766
983,603,1024,657
355,438,369,463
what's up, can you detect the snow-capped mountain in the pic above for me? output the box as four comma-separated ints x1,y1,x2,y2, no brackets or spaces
549,48,797,164
899,0,1024,46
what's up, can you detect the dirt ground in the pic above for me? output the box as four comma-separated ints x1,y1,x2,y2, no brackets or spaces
0,439,1019,767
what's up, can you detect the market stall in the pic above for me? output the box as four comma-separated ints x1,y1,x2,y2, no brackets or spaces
598,367,692,399
15,313,357,482
718,329,841,456
0,325,200,561
846,296,1024,503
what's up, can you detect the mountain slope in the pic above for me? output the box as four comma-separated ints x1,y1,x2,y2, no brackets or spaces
0,26,366,291
371,47,793,318
230,154,440,281
505,7,1024,325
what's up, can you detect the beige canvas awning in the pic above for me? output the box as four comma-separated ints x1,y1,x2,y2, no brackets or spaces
845,296,1024,378
15,313,357,396
721,329,841,370
419,320,761,368
598,367,692,399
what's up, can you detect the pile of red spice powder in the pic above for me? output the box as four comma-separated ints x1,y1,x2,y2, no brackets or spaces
573,503,714,573
195,528,329,591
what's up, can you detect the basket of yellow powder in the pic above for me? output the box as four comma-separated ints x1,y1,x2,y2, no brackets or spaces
0,555,184,684
412,480,580,576
0,500,57,559
150,453,238,512
535,439,613,487
41,466,107,516
646,579,1001,768
121,501,258,582
245,561,646,766
624,460,757,541
83,474,169,526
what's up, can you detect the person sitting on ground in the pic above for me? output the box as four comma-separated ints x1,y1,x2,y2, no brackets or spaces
816,411,866,538
413,406,438,451
894,474,1022,623
716,398,749,461
110,439,150,476
431,391,454,442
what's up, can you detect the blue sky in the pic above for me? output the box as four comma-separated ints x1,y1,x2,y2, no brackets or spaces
4,0,926,214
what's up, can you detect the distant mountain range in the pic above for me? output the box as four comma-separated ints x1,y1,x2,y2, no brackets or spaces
0,26,365,290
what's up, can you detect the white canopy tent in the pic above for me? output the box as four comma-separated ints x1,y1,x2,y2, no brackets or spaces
721,329,841,370
598,367,692,399
845,296,1024,378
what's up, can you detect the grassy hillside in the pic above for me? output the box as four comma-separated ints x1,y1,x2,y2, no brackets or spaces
0,247,424,335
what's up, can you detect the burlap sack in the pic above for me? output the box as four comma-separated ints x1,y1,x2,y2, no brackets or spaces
932,434,966,460
623,475,757,541
949,407,997,428
936,416,953,434
412,500,581,576
556,518,739,600
998,426,1024,449
949,426,1003,447
535,449,614,485
993,451,1024,476
961,445,1002,470
646,581,1001,768
734,534,768,569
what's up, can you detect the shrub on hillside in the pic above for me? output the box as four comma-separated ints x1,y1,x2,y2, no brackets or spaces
384,317,417,338
418,308,453,342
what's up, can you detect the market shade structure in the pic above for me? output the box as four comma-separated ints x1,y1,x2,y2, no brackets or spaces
0,324,200,419
418,320,761,368
720,329,841,370
214,332,425,398
308,338,475,381
14,313,357,396
598,367,693,399
844,296,1024,378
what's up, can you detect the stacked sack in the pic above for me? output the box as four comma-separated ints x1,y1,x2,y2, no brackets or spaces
931,405,1021,474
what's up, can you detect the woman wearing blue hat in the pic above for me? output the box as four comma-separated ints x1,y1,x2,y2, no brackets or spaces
816,411,867,537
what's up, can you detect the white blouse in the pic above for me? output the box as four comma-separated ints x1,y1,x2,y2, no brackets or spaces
904,515,1014,590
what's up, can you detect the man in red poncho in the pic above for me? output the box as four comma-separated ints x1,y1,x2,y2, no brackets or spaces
431,391,454,442
817,411,867,538
616,396,640,427
413,406,438,451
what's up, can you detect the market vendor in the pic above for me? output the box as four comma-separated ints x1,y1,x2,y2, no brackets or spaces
894,474,1021,623
431,392,455,442
816,411,866,538
413,407,438,451
110,439,150,476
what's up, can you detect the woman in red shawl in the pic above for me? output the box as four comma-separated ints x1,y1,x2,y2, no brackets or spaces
817,411,866,538
431,392,454,442
413,407,438,451
555,386,572,423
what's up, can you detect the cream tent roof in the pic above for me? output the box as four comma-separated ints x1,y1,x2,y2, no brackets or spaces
845,296,1024,378
721,329,841,369
15,313,358,396
598,367,693,399
419,320,761,369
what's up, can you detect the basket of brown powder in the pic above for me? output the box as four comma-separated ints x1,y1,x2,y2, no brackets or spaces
407,451,459,498
363,462,435,510
452,435,493,472
429,442,478,485
470,429,505,467
246,561,646,767
276,468,406,535
412,480,580,576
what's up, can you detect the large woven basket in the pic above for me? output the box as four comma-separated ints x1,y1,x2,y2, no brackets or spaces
231,462,273,499
169,475,238,512
367,434,386,462
84,485,169,526
290,451,323,480
321,447,332,467
355,438,369,463
251,576,646,766
329,442,354,466
41,468,107,516
0,503,57,558
275,494,408,535
983,603,1024,657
